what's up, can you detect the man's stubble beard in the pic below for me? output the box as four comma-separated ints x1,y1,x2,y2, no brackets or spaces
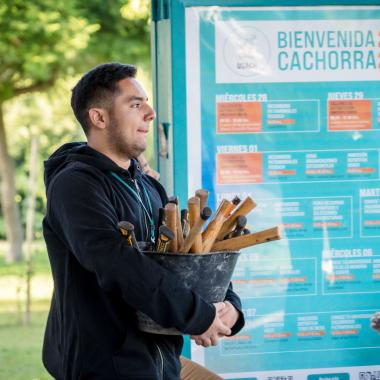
108,114,146,160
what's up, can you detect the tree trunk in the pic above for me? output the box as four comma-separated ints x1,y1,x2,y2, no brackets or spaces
0,102,23,262
24,136,38,326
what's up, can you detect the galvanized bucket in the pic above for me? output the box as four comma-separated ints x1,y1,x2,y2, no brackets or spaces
136,250,240,335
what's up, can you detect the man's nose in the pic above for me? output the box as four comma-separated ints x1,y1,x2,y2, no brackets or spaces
144,104,156,121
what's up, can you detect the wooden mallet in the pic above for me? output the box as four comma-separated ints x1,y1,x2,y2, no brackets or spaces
187,196,202,253
155,225,175,253
195,189,209,210
117,221,139,249
212,226,281,251
179,207,212,253
216,196,257,241
164,203,178,252
202,199,234,253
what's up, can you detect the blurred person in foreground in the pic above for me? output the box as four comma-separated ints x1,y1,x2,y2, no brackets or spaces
371,312,380,334
42,62,244,380
137,152,160,180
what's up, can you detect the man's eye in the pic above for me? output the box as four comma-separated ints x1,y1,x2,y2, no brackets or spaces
131,103,141,108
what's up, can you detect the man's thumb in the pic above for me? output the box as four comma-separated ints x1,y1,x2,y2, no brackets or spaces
214,302,225,312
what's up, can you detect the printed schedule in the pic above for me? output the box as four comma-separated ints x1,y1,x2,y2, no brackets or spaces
186,5,380,379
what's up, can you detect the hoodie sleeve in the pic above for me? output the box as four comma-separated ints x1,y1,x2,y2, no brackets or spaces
224,283,245,336
47,168,215,335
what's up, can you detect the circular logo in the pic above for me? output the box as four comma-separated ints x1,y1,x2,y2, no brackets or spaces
223,26,271,77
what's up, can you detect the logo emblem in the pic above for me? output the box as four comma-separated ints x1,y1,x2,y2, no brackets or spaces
223,26,271,77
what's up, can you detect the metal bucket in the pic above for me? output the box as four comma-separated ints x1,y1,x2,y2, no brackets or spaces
136,250,240,335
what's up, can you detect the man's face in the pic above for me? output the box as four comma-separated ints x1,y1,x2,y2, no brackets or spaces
106,77,155,159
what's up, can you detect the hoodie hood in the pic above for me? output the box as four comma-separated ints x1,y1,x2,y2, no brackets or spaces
44,142,141,188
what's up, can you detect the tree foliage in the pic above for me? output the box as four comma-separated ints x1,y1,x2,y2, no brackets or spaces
0,0,99,101
0,0,151,101
0,0,152,257
81,0,151,68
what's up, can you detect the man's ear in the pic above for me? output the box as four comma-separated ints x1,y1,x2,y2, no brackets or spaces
88,107,109,130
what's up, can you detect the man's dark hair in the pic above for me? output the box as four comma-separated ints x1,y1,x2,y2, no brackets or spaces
71,62,137,135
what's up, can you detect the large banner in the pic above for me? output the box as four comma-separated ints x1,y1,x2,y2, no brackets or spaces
185,6,380,379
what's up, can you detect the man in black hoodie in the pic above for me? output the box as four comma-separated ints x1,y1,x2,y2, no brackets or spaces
42,62,244,379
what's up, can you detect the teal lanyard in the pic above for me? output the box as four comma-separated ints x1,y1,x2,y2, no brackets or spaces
111,172,155,242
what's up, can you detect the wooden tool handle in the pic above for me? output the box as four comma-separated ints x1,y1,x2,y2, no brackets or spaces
195,189,209,210
202,199,233,253
168,196,183,247
187,196,202,253
179,207,212,253
164,203,178,252
217,196,257,241
211,226,281,251
175,202,184,250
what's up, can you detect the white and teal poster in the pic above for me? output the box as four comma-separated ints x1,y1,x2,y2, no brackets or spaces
185,6,380,379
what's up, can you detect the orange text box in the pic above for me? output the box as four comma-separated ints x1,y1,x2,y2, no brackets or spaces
364,220,380,225
264,332,291,339
328,100,372,131
331,329,358,336
217,153,263,184
217,102,262,133
297,331,325,337
267,119,295,125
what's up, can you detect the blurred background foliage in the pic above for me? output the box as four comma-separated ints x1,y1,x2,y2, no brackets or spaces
0,0,153,245
0,1,154,378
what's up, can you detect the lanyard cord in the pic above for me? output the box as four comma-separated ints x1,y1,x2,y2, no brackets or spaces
110,172,155,242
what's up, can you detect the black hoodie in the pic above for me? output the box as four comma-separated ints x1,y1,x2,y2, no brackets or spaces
42,142,244,380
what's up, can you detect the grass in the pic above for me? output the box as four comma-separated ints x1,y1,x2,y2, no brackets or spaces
0,241,51,277
0,302,53,380
0,241,53,380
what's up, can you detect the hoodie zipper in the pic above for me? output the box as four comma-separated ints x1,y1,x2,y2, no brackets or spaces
110,172,154,242
155,343,164,380
133,179,150,242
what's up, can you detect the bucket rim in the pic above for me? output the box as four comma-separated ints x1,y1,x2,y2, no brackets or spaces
142,250,240,256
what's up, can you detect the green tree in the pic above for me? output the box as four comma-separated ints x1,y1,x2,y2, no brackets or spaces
0,0,98,262
0,0,151,262
5,78,85,242
82,0,151,68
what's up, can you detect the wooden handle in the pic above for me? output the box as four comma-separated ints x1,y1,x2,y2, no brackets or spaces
164,203,178,252
195,189,209,210
217,196,257,241
211,226,281,251
179,207,212,253
187,196,202,253
175,201,184,250
168,196,182,246
202,199,233,253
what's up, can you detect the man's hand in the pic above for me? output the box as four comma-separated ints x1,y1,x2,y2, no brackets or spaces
191,302,231,347
371,311,380,334
137,154,160,180
144,165,160,180
218,301,239,329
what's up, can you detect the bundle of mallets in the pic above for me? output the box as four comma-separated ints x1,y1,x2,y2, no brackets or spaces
118,189,281,254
